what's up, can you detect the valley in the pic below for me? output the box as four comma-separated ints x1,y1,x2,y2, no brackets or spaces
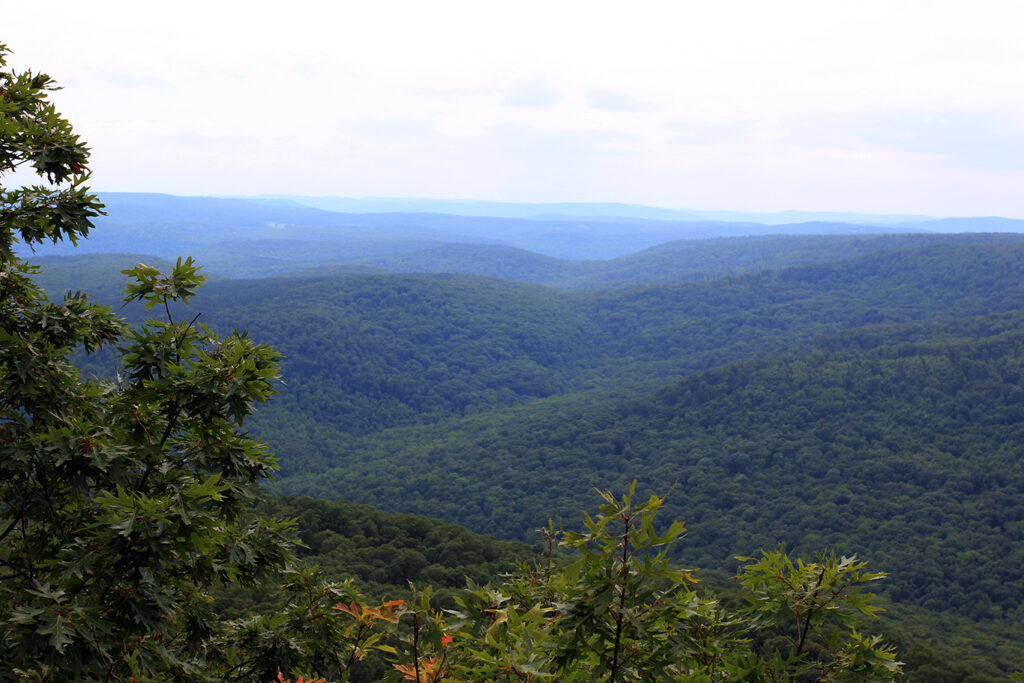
25,195,1024,678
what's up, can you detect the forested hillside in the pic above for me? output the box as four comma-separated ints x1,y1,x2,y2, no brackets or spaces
212,495,538,620
255,231,1024,290
267,313,1024,677
27,237,1024,677
196,242,1024,440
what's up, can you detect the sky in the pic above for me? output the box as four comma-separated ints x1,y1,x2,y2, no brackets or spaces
6,1,1024,217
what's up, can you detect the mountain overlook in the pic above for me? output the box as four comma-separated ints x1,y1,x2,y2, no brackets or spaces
21,206,1024,679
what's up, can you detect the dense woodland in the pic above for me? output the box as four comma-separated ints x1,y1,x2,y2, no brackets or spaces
30,237,1024,679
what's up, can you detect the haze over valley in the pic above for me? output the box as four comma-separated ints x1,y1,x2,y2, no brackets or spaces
7,2,1024,678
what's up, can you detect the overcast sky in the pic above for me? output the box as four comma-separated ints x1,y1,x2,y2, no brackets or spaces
6,1,1024,217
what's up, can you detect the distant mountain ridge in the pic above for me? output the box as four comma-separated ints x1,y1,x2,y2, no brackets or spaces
246,194,937,226
17,192,1024,281
269,232,1024,290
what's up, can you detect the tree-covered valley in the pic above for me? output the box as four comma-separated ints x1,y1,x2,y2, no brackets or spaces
29,233,1024,679
7,21,1024,681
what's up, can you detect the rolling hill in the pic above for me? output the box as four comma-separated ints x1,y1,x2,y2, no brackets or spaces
27,230,1024,677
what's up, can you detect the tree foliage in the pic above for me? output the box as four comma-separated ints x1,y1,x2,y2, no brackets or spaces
0,43,290,680
249,488,901,682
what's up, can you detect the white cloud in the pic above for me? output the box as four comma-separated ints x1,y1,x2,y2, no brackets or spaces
5,1,1024,216
585,91,656,112
504,76,562,107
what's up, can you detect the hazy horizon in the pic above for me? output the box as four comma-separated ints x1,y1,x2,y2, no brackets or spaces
7,2,1024,218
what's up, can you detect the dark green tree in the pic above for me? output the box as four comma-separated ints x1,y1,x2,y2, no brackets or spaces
0,44,291,680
